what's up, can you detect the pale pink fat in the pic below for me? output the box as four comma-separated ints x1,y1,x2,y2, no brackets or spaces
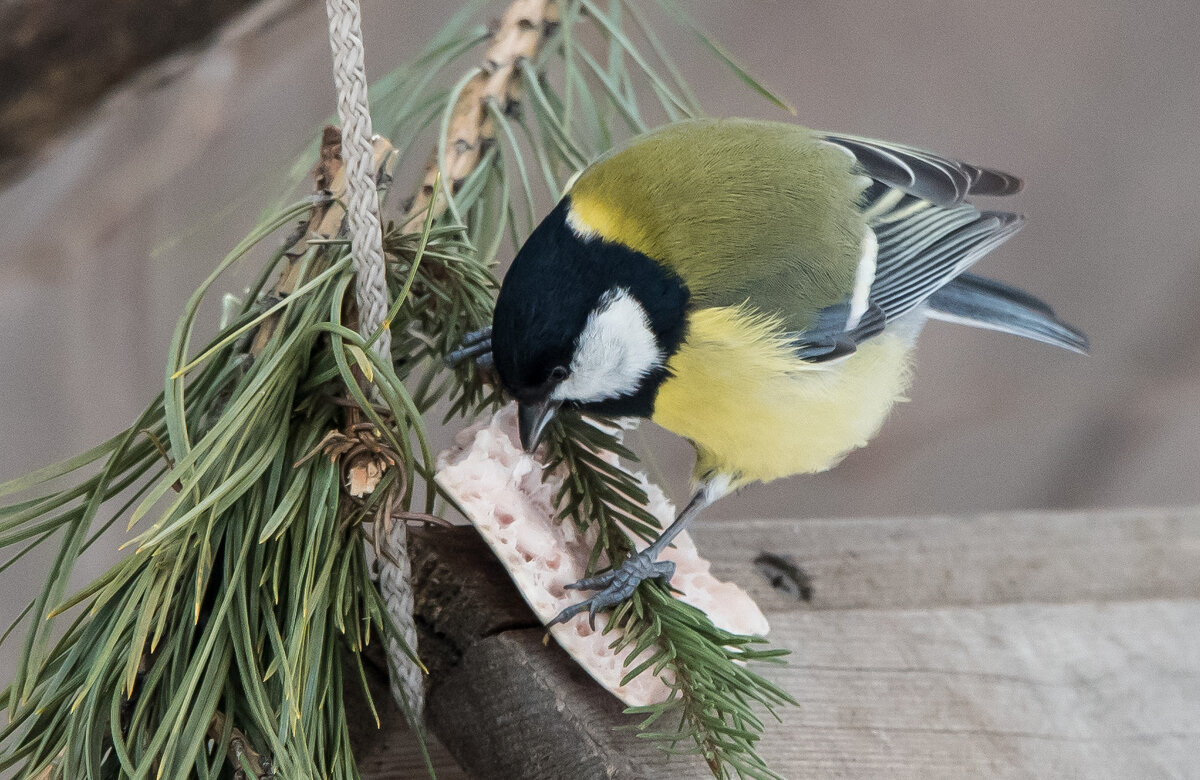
435,404,769,707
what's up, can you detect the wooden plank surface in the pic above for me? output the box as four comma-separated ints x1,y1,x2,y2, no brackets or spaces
354,508,1200,778
701,506,1200,611
763,601,1199,778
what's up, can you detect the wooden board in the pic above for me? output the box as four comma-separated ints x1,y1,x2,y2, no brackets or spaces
700,506,1200,611
353,508,1200,778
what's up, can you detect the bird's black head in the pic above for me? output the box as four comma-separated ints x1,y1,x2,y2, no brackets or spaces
492,198,689,448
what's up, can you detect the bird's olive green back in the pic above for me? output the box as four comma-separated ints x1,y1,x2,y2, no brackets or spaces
569,119,866,331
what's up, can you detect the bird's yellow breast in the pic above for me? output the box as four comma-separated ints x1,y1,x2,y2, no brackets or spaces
652,306,915,488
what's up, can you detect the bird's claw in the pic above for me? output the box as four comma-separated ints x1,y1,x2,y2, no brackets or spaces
445,326,494,367
548,551,676,629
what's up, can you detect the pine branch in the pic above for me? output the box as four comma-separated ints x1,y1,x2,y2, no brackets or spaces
400,0,558,233
543,414,796,779
0,1,800,777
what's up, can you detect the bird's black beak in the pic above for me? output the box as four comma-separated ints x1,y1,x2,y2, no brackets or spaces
518,400,561,452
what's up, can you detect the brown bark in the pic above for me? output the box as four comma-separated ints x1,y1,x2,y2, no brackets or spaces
351,525,711,779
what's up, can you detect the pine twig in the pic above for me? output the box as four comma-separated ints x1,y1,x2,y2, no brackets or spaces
251,127,396,356
547,415,795,780
208,711,273,779
401,0,558,232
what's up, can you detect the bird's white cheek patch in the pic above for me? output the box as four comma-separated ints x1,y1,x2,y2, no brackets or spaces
552,287,663,404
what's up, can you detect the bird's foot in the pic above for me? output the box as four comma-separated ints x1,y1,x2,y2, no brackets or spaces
444,326,493,367
548,550,675,628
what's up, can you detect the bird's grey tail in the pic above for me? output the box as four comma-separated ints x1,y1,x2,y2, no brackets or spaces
925,273,1089,354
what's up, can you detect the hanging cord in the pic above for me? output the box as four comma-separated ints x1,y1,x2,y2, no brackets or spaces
324,0,423,718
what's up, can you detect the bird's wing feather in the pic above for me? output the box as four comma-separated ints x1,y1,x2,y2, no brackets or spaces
870,208,1025,321
925,273,1089,353
791,301,885,362
821,134,1023,206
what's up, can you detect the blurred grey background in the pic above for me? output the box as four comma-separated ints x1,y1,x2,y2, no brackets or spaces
1,0,1198,678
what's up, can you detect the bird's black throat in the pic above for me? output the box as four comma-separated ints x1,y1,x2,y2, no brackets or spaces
492,197,689,418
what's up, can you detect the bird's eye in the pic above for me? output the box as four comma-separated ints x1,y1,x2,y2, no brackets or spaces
549,366,569,382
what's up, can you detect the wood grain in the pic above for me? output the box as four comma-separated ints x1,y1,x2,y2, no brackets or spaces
760,601,1199,779
695,507,1200,612
356,508,1200,778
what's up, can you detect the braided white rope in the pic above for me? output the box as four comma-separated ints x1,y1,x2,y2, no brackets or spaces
324,0,423,718
324,0,390,362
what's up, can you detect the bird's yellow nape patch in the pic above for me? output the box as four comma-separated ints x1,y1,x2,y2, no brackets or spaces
566,193,660,258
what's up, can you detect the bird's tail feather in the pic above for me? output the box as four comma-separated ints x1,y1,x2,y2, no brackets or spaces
925,273,1088,354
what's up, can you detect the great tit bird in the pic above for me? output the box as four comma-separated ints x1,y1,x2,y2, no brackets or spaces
481,118,1087,626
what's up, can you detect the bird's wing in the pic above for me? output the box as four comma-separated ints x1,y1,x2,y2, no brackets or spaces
820,134,1023,206
868,201,1025,322
790,138,1025,362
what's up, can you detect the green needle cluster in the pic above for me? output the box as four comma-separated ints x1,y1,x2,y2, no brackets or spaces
0,2,795,777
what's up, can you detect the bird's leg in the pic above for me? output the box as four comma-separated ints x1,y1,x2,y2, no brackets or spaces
548,489,713,628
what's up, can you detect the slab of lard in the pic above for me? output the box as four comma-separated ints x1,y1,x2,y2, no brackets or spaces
435,404,769,707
